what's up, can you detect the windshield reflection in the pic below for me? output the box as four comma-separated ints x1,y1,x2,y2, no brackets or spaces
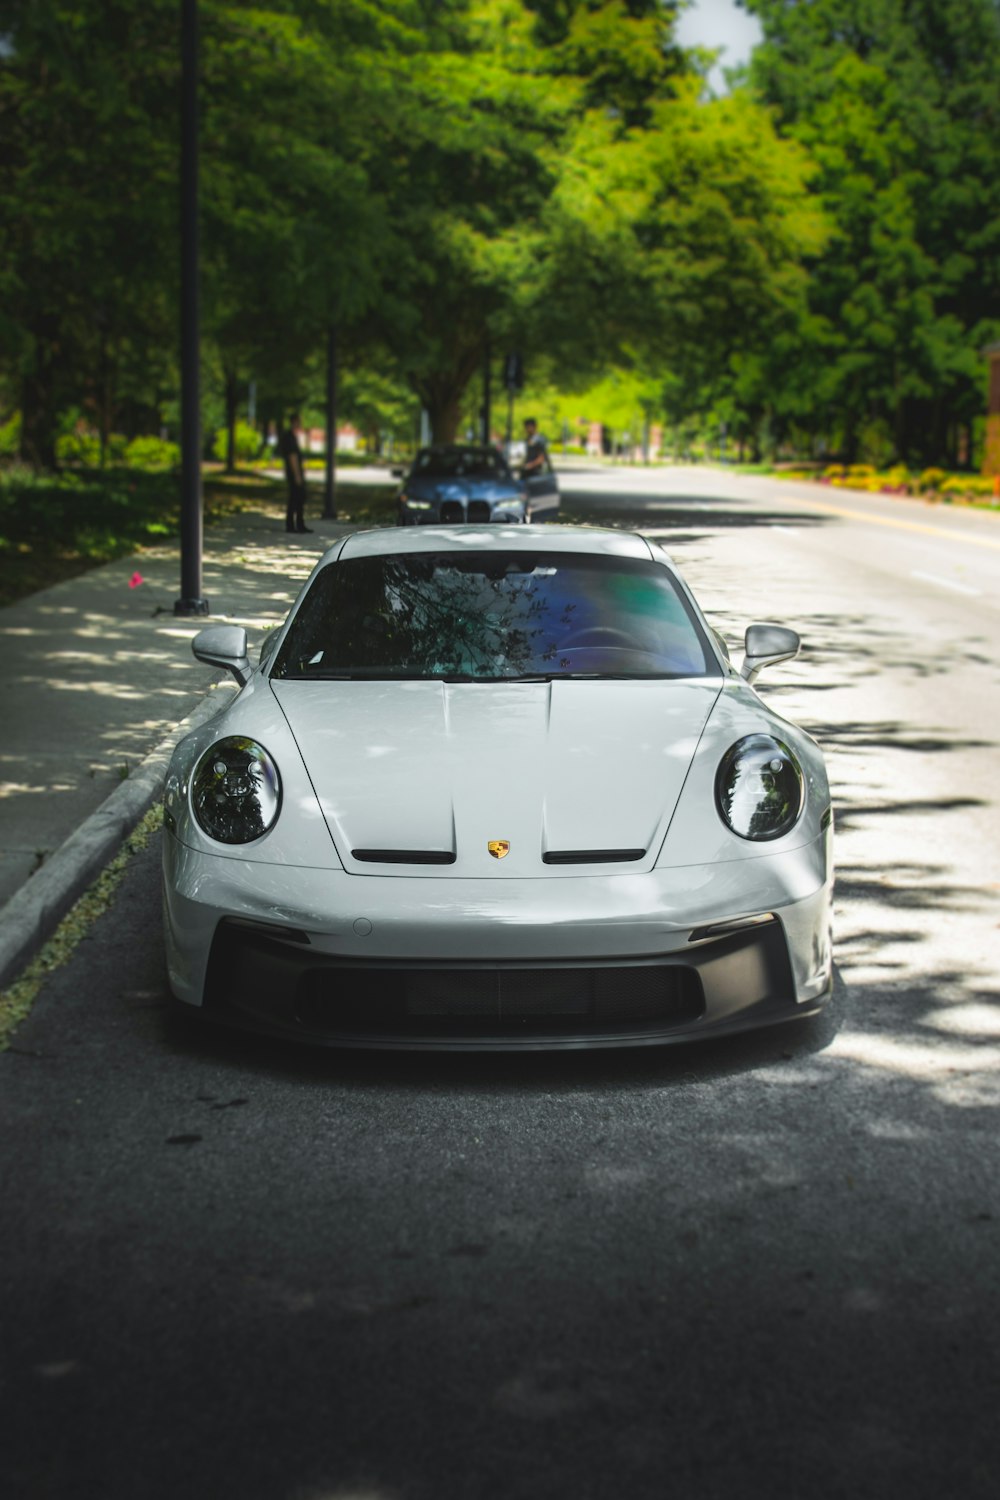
272,552,712,681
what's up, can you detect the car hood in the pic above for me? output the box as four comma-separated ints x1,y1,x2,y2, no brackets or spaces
270,678,722,877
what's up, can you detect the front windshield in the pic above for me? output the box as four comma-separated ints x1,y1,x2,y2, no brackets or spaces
272,552,714,681
411,447,510,480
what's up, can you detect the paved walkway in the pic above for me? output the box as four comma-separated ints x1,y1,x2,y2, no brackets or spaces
0,495,354,913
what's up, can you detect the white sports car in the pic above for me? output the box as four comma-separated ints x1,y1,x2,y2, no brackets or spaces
163,526,833,1049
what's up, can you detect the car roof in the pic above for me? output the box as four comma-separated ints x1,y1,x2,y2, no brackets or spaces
336,524,661,563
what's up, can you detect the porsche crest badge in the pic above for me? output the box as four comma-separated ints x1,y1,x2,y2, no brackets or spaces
487,840,510,860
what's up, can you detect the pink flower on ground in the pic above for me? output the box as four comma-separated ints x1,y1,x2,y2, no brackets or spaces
128,572,144,589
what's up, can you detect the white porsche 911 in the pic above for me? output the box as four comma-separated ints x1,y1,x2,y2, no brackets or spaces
163,525,833,1049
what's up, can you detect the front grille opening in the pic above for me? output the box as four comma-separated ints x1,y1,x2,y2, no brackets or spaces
202,917,796,1045
291,963,703,1035
467,500,492,522
440,500,465,523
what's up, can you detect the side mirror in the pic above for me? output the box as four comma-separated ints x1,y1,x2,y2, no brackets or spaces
192,624,251,687
741,624,800,685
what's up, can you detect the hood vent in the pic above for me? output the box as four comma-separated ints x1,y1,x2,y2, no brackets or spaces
542,848,646,866
353,848,456,866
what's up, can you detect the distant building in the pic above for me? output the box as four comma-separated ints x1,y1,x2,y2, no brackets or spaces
301,425,360,453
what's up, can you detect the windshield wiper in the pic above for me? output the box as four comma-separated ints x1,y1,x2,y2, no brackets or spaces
441,673,552,683
284,669,683,683
287,669,416,681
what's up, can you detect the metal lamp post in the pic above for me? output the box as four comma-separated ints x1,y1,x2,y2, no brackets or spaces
175,0,210,617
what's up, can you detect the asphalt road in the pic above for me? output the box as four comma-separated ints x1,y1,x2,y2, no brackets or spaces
3,468,1000,1499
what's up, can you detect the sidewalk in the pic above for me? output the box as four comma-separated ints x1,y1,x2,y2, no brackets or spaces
0,493,356,984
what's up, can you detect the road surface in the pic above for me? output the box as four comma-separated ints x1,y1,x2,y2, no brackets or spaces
2,467,999,1500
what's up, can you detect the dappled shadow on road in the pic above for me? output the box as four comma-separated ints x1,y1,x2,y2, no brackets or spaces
703,604,1000,694
8,480,1000,1500
562,492,832,535
158,985,840,1096
153,932,1000,1128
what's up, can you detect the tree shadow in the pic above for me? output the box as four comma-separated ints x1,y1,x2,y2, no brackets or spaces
562,494,833,533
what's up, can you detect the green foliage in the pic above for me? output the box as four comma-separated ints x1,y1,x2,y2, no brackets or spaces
54,430,102,467
0,468,177,604
7,0,994,480
0,1,178,466
53,427,128,466
0,412,21,459
211,422,259,465
534,71,827,419
741,0,1000,463
124,435,180,469
918,468,947,491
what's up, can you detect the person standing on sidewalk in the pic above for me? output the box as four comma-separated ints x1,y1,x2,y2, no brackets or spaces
521,417,548,479
280,414,312,533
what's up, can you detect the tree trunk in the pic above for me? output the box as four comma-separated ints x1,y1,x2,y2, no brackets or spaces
19,358,58,470
99,335,109,469
323,324,337,520
224,369,238,474
416,340,485,446
428,392,463,445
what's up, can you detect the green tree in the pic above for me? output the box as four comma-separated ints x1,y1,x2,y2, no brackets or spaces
534,76,826,410
744,0,1000,463
0,0,178,466
199,1,393,467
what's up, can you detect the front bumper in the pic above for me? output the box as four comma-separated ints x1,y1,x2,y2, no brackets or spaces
163,829,833,1050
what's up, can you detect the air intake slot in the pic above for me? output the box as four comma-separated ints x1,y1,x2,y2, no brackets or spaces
542,848,646,865
352,849,456,865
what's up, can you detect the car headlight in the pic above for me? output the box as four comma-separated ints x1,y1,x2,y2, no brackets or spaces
493,498,523,509
401,496,432,510
190,737,281,845
715,734,803,842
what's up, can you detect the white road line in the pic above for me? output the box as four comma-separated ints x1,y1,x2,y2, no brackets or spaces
771,526,799,537
911,570,982,597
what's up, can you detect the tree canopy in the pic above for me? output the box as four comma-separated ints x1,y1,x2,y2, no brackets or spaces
1,0,997,466
738,0,1000,463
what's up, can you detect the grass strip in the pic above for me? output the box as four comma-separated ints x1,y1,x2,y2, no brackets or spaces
0,805,164,1052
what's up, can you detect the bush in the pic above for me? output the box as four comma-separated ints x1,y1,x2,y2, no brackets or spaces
124,435,180,470
883,465,911,490
55,428,100,465
0,411,21,459
54,428,128,466
212,420,261,464
918,467,947,491
940,475,996,499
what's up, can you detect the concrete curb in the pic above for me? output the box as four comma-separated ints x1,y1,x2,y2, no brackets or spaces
0,685,234,992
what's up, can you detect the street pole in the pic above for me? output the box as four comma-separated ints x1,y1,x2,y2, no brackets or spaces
323,323,337,520
175,0,209,617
